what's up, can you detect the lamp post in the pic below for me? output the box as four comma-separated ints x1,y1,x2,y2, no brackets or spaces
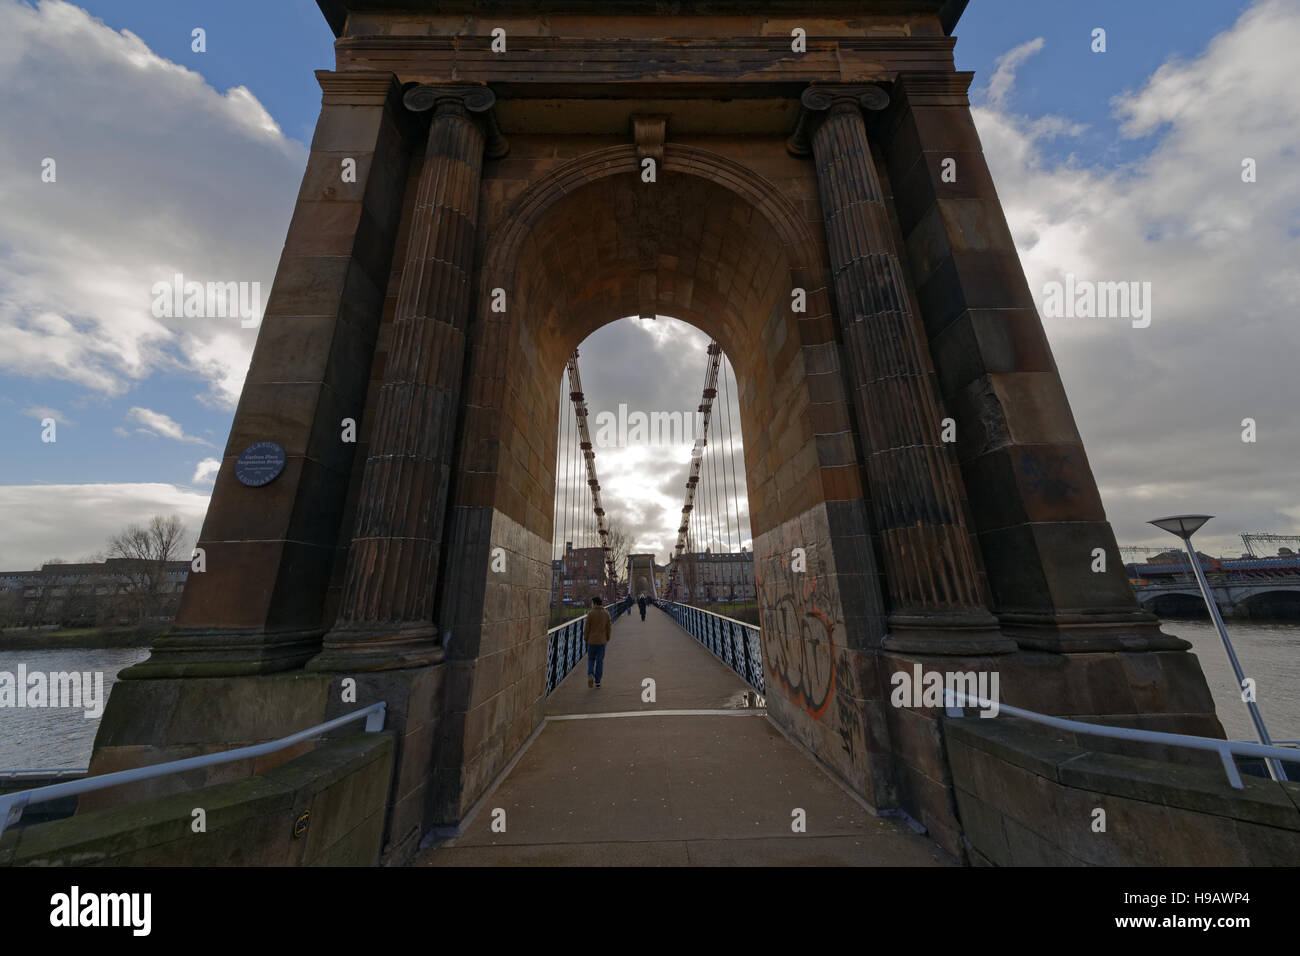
1148,514,1286,781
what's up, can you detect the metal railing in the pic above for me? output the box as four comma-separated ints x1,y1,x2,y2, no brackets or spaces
660,601,764,693
0,702,387,839
545,597,631,695
943,690,1297,789
545,615,587,694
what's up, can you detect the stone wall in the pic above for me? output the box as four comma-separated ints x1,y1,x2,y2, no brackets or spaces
881,648,1225,858
754,500,894,812
1,733,395,867
947,717,1300,865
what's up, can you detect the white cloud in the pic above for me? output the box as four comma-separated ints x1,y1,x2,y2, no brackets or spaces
565,317,752,563
22,405,71,425
986,36,1045,108
191,457,221,484
971,0,1300,556
0,483,208,570
126,406,211,445
0,0,304,410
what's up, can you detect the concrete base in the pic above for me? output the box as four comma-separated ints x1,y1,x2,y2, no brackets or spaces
4,734,395,867
86,662,445,866
948,718,1300,865
876,645,1226,859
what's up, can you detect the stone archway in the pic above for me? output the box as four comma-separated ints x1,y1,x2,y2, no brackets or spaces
428,141,898,821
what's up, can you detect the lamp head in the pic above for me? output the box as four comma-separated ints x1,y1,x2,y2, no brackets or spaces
1149,514,1213,539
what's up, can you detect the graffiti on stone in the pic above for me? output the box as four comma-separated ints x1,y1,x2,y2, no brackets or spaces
833,655,862,758
756,542,842,720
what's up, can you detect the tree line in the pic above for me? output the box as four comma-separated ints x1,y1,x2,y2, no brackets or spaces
0,515,190,631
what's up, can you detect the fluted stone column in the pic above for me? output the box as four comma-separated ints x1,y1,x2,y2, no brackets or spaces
793,84,1013,655
309,86,507,673
877,72,1187,654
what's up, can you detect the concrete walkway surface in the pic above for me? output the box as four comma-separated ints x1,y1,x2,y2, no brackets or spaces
413,607,953,867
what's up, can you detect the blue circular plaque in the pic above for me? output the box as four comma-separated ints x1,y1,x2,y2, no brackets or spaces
235,441,286,487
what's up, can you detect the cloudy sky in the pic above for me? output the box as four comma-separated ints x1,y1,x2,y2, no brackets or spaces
0,0,1296,571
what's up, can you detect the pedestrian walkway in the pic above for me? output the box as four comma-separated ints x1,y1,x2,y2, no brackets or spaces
413,607,953,866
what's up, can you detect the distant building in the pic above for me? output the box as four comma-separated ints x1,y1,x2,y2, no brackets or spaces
550,541,610,606
670,549,754,603
0,558,190,628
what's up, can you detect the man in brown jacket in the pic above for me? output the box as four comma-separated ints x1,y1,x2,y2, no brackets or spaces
584,595,612,688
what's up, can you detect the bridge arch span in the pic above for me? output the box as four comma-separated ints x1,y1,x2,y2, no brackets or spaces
1141,592,1209,619
1234,589,1300,620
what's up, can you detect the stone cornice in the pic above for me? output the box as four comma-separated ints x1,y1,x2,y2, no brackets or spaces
315,70,402,107
893,70,975,107
317,0,969,38
337,35,959,53
329,35,954,90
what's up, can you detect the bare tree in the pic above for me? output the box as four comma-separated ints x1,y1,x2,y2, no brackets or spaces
106,515,188,626
24,559,66,627
681,551,700,604
0,589,20,629
605,521,631,586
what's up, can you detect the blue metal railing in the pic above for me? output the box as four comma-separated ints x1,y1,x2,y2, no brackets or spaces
545,616,586,694
659,601,764,693
546,597,630,694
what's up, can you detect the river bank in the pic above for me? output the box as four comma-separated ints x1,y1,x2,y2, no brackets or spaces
0,627,162,652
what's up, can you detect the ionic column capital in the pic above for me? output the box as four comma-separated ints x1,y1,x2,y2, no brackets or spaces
787,83,890,156
402,83,509,157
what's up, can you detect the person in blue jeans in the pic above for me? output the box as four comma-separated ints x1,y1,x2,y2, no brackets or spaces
585,595,612,688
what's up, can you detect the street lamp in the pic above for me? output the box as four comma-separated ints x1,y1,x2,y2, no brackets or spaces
1148,514,1286,781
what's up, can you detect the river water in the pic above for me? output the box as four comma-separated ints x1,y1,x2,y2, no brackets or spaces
0,647,149,770
1163,619,1300,743
1,621,1296,769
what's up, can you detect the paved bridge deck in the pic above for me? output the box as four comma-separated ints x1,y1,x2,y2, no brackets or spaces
413,607,953,866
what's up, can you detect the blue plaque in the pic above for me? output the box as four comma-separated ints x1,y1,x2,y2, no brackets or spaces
235,441,286,487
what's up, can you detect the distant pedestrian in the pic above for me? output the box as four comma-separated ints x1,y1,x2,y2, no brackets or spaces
637,594,647,621
585,595,612,688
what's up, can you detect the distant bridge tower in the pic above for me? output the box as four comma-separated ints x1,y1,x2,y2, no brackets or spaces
627,553,658,602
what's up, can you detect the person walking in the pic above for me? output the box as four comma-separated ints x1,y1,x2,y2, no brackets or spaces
637,594,647,621
584,595,612,688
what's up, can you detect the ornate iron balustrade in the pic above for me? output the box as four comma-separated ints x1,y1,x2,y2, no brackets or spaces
546,597,631,694
660,601,764,693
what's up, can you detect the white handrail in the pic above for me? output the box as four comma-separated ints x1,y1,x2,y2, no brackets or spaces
546,615,585,636
547,598,632,635
0,702,386,839
943,690,1296,790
